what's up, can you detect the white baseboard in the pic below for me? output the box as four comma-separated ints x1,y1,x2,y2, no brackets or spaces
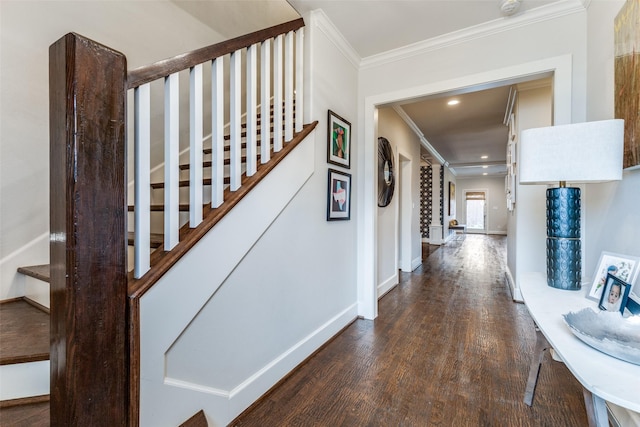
411,256,422,271
505,267,523,302
377,272,398,298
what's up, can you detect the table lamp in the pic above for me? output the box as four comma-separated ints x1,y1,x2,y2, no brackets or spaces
519,119,624,290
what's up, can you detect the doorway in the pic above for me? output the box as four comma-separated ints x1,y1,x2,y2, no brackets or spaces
465,190,487,233
359,55,573,320
398,153,412,272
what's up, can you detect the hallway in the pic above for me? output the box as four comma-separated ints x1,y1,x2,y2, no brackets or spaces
233,235,587,426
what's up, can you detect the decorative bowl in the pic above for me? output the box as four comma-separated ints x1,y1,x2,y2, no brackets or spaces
563,308,640,365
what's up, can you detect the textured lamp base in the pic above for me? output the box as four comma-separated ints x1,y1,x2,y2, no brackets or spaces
546,187,582,290
546,237,581,290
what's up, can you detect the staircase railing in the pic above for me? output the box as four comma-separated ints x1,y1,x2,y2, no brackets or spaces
127,18,305,280
49,18,309,426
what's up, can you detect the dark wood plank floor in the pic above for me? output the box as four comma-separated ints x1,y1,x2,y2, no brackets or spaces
0,299,49,365
233,235,587,426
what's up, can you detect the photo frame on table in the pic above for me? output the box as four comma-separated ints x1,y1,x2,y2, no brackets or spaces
598,273,631,314
327,169,351,221
327,110,351,168
588,251,640,302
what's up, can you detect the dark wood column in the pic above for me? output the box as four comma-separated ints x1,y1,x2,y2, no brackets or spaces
49,33,128,426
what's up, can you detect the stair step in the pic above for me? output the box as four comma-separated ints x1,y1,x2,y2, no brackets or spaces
0,395,49,427
127,232,163,248
209,140,262,155
16,265,50,283
179,155,260,171
150,177,230,189
0,299,49,365
127,204,200,212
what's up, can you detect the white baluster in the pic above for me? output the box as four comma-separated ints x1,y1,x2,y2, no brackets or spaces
273,34,283,152
295,28,304,133
230,50,242,191
211,56,224,207
190,64,203,227
164,73,179,250
246,43,258,176
134,83,150,279
260,39,271,163
284,30,294,141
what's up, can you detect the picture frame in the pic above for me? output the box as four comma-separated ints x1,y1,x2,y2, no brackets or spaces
448,181,456,216
588,251,640,302
598,273,631,314
327,110,351,168
327,169,351,221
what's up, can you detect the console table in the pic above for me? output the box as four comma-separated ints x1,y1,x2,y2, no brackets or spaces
520,272,640,427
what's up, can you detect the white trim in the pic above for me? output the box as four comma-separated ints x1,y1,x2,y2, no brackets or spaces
360,0,585,69
310,10,361,69
358,55,574,321
139,132,317,427
378,272,398,299
411,256,423,271
393,106,447,166
505,267,523,302
397,149,413,273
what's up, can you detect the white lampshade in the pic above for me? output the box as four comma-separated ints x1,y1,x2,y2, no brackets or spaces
519,119,624,185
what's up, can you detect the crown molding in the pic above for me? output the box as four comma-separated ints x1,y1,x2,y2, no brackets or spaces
392,105,447,166
361,0,586,70
309,9,361,69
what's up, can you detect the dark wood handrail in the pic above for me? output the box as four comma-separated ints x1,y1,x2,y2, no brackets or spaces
127,18,304,89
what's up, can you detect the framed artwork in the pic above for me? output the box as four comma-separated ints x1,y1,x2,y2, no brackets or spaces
327,110,351,168
588,251,640,302
615,0,640,168
327,168,351,221
448,181,456,216
598,273,631,314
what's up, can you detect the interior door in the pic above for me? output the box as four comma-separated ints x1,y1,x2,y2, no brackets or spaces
465,190,487,234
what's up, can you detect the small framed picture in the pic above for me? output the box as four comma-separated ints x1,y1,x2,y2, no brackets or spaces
327,169,351,221
598,273,631,314
327,110,351,168
448,181,456,216
588,252,640,302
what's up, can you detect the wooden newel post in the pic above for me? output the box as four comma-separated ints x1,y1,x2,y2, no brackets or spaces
49,33,128,426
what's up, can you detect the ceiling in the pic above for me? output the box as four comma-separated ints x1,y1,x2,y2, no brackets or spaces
175,0,577,178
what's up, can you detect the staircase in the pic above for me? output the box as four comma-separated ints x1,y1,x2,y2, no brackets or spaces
0,18,316,426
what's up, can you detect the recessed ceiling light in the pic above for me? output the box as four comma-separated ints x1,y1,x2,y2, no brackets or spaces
447,99,460,106
481,155,488,159
482,165,489,169
483,172,488,175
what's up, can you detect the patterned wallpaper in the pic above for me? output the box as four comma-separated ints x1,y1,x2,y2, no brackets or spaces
439,166,444,226
420,166,432,238
420,165,444,239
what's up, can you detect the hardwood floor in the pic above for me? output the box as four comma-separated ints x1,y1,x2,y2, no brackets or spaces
233,235,587,426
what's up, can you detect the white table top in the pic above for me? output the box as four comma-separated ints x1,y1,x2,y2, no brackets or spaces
520,272,640,413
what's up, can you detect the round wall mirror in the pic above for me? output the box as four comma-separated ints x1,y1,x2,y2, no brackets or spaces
378,137,395,207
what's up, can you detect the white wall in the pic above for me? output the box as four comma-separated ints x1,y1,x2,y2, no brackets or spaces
357,5,587,315
146,11,360,425
456,176,508,235
376,107,421,296
584,0,640,294
512,85,553,288
0,1,230,299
